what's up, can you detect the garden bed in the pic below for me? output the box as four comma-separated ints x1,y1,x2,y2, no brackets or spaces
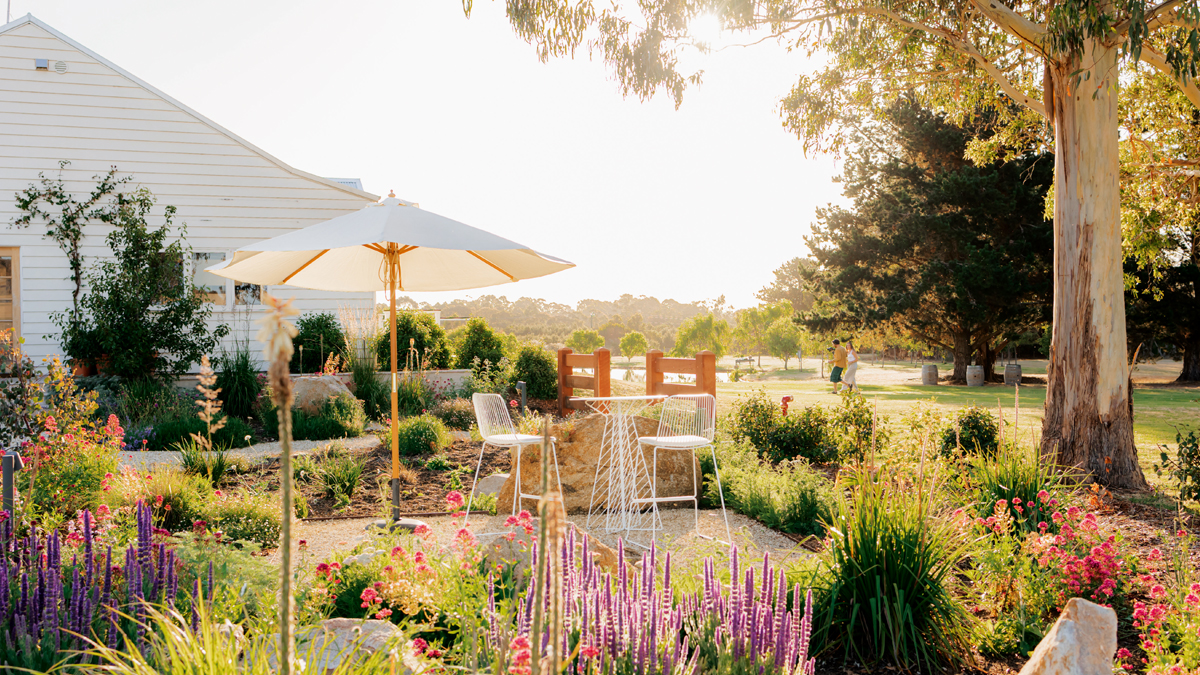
221,437,512,520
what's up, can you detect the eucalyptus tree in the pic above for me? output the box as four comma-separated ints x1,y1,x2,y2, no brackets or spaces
478,0,1200,488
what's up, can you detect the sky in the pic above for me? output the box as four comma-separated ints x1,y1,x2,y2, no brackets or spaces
11,0,843,310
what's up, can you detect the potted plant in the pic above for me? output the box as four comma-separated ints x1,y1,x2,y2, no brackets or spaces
59,320,102,376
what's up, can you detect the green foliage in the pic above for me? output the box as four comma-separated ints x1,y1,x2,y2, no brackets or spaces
423,455,456,471
177,440,232,487
290,312,346,374
205,492,282,548
565,328,604,354
382,414,453,457
215,346,262,420
733,302,792,361
702,439,834,536
350,358,389,420
374,310,451,369
1155,429,1200,503
941,405,1000,458
812,473,974,671
454,317,505,370
462,356,513,396
765,316,804,369
293,452,319,484
829,392,888,464
672,313,730,358
52,186,228,380
151,414,254,452
618,330,648,360
971,447,1066,534
396,372,435,417
169,530,277,608
513,344,557,399
259,394,366,441
317,452,368,506
727,391,838,463
430,397,476,430
103,468,212,532
800,101,1053,377
0,332,43,448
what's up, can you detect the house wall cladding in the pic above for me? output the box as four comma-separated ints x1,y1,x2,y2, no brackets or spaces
0,18,378,368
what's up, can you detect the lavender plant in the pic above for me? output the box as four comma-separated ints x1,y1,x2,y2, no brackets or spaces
0,501,200,672
485,530,815,675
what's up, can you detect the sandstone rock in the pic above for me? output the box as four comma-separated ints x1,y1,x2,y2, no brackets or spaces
474,473,509,497
495,414,702,515
269,618,412,673
292,376,355,416
1018,598,1117,675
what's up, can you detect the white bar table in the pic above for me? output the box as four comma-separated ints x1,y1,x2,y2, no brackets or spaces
579,395,661,547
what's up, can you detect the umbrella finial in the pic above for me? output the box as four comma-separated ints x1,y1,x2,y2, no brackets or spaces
388,189,395,198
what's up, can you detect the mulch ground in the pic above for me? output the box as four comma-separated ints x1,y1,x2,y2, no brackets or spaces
222,437,511,519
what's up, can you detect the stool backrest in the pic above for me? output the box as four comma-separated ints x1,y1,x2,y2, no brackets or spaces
473,393,516,441
657,394,716,441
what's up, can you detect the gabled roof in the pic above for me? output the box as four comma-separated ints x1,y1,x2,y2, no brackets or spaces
0,13,379,202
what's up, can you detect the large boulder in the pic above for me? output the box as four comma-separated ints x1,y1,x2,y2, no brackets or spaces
1018,598,1117,675
292,376,354,416
268,618,417,673
495,413,702,515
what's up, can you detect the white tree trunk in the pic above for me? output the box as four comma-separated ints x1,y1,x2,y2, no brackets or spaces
1042,40,1148,489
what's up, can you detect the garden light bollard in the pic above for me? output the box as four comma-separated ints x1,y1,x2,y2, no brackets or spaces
2,450,23,523
516,380,527,415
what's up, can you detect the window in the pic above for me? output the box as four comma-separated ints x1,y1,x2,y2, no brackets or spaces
192,251,263,309
0,248,18,339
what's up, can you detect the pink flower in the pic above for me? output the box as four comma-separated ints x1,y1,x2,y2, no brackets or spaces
1117,648,1132,659
412,638,429,655
1186,593,1200,606
375,609,393,620
1037,490,1050,501
580,646,600,658
1151,584,1167,599
413,524,431,537
391,545,406,558
413,551,426,564
509,400,518,408
446,491,465,509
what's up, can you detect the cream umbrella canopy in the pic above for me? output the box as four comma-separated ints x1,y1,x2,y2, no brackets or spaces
207,193,574,520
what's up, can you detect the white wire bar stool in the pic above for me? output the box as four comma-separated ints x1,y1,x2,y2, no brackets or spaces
632,393,732,546
464,393,562,528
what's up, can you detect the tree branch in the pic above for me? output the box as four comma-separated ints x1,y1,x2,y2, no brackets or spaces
1139,45,1200,109
1116,0,1186,34
968,0,1048,52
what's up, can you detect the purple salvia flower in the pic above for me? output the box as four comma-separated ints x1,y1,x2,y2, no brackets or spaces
83,511,94,587
206,560,214,604
191,578,200,634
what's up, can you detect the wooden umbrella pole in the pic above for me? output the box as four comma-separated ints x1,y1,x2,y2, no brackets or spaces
389,245,401,522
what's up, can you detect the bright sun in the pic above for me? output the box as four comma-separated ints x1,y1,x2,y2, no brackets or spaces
688,13,722,48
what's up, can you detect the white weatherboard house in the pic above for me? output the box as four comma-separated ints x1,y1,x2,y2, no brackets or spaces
0,14,377,367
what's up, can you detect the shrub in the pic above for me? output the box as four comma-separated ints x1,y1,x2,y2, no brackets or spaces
259,394,366,441
728,390,782,452
205,492,282,548
811,473,974,671
350,357,389,420
151,414,254,451
0,330,42,449
702,440,835,536
381,414,453,456
430,397,476,430
102,467,212,533
317,452,367,506
565,328,604,354
971,446,1066,534
396,372,435,417
294,452,319,483
454,317,505,370
829,392,889,463
177,439,232,487
374,310,451,369
215,346,262,419
290,312,346,374
115,378,196,429
1155,429,1200,503
461,356,513,396
51,186,229,380
513,344,557,400
728,391,838,463
941,405,1000,458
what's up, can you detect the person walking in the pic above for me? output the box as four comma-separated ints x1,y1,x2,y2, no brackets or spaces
843,340,860,392
828,339,847,393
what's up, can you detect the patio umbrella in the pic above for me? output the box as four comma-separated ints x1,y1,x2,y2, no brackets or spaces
207,192,574,521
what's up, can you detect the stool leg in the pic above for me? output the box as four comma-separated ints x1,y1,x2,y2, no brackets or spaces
709,443,732,545
465,442,490,528
651,444,660,549
691,446,700,535
512,444,521,517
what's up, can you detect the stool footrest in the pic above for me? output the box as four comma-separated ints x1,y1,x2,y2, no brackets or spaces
631,496,697,505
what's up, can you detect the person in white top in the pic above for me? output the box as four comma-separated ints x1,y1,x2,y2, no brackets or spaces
841,340,860,392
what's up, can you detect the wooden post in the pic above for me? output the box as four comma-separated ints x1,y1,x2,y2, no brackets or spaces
645,350,663,397
697,351,716,398
594,348,611,398
557,348,573,417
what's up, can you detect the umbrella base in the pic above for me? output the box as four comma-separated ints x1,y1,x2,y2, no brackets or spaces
369,517,430,533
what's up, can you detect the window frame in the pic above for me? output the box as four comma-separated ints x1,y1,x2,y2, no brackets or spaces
0,247,20,341
190,249,265,312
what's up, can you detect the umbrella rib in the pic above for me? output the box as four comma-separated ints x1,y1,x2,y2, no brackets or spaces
362,243,387,254
467,251,515,281
281,249,330,284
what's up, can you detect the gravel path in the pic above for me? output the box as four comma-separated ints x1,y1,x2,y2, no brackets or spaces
117,435,380,471
265,509,810,572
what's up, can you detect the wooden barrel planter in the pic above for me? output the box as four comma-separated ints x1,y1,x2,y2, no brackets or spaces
1004,363,1022,385
966,365,985,387
921,364,938,385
